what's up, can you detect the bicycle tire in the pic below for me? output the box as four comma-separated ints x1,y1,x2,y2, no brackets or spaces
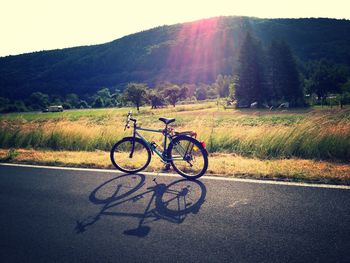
110,137,151,174
168,135,208,179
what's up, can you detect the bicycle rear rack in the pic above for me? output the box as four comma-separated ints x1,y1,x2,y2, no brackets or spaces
174,131,197,138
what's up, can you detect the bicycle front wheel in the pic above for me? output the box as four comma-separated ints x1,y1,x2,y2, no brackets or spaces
110,137,151,174
168,135,208,179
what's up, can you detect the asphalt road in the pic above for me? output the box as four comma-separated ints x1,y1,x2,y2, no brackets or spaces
0,164,349,263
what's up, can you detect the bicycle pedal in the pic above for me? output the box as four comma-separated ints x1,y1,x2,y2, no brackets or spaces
163,163,171,171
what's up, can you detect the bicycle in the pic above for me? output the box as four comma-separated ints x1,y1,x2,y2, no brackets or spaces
110,111,208,179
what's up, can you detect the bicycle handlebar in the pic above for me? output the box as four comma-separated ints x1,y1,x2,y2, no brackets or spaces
124,111,136,130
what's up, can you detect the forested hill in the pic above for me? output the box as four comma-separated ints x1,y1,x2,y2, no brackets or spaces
1,16,350,99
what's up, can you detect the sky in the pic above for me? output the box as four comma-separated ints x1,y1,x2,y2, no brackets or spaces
1,0,350,57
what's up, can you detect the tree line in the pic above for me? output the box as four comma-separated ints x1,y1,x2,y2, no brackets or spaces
0,76,233,113
1,33,350,113
1,17,350,102
235,33,350,108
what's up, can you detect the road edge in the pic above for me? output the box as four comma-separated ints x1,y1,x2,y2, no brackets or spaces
1,162,349,190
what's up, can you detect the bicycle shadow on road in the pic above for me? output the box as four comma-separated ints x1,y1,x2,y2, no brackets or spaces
75,173,207,237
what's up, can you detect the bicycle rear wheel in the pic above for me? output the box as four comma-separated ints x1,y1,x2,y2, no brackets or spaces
110,137,151,174
168,135,208,179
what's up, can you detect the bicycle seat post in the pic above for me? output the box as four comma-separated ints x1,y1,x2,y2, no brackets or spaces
163,123,168,156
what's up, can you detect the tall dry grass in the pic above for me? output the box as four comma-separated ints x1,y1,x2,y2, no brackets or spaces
0,103,349,161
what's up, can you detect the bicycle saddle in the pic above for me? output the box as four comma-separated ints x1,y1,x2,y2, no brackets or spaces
159,117,175,125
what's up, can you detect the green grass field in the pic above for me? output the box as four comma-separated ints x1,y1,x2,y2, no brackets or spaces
0,102,349,161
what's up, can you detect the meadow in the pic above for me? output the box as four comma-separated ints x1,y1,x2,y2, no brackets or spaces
1,102,349,160
0,102,349,183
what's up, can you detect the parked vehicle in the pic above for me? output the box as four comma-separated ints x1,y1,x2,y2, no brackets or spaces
43,105,64,112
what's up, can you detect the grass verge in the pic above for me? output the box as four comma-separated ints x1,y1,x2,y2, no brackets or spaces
0,148,349,185
1,103,349,161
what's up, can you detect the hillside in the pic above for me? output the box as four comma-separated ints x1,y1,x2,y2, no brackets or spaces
1,16,350,99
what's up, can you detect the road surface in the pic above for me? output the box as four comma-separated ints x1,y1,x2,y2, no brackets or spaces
0,164,349,262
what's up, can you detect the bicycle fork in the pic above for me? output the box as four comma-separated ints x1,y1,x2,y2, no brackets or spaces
129,122,137,158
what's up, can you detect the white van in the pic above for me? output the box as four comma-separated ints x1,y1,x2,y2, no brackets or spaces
43,105,64,112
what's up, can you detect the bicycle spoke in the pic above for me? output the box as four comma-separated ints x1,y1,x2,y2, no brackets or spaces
111,138,151,173
171,137,206,178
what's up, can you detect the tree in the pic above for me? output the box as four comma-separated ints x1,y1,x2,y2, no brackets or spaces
111,89,123,107
235,33,267,107
65,93,80,108
207,84,219,99
339,80,350,108
92,97,104,108
0,97,10,112
79,100,89,109
97,88,111,99
268,40,303,106
163,85,187,107
29,92,49,110
215,74,231,97
308,60,347,104
97,88,114,107
124,83,148,111
148,90,165,109
195,84,208,100
62,102,72,109
0,99,27,113
51,94,64,105
13,100,27,112
229,82,236,100
181,84,196,98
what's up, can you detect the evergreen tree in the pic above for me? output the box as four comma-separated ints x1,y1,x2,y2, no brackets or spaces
268,40,302,106
235,33,267,107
